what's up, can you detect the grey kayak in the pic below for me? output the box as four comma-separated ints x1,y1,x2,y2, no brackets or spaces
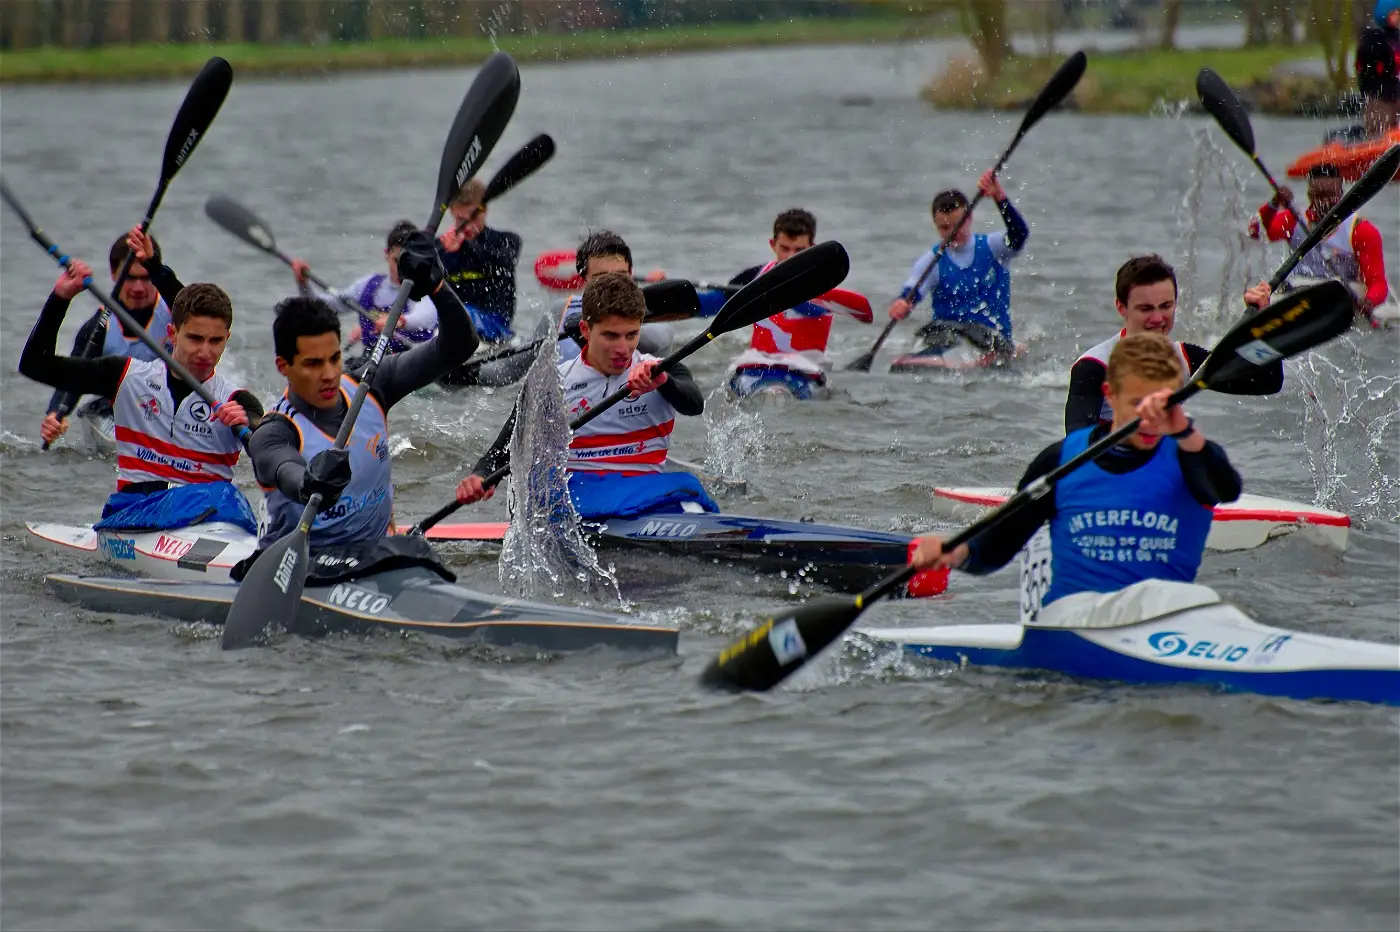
47,568,678,654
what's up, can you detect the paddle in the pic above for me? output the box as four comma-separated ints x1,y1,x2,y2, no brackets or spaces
220,51,522,652
451,278,704,376
1196,68,1305,228
408,239,852,535
700,279,1357,692
45,56,233,448
0,177,251,449
482,133,555,206
846,50,1087,373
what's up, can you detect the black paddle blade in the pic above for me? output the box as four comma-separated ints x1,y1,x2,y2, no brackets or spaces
161,57,233,182
204,194,277,254
430,51,521,232
1196,68,1255,156
1018,49,1087,135
845,320,895,372
483,133,555,204
641,279,702,322
699,595,866,693
1269,144,1400,290
1194,280,1355,389
711,240,851,335
221,526,308,650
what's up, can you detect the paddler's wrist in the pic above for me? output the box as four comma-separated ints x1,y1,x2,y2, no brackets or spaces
1171,418,1205,451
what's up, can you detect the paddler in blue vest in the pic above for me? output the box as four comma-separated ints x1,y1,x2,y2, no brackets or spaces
37,227,184,448
455,271,715,519
887,171,1029,356
909,333,1242,619
19,264,262,531
240,231,479,576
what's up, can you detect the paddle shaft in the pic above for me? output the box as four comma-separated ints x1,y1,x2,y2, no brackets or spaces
0,180,251,448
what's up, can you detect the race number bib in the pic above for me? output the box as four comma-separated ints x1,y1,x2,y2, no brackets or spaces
1018,526,1052,625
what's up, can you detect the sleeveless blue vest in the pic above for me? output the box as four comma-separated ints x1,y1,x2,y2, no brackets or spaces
1043,428,1214,606
259,376,394,549
929,234,1013,339
102,299,174,360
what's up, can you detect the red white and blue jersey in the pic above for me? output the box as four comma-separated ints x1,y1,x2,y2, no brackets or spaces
560,350,675,473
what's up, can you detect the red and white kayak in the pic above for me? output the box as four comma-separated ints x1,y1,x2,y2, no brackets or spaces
930,487,1350,552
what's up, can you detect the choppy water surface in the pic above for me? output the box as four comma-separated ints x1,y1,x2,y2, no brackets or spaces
2,27,1398,931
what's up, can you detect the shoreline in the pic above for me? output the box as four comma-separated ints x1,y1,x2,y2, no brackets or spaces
0,16,952,85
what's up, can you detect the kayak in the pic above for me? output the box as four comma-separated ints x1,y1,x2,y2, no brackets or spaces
1281,275,1400,328
429,510,926,595
727,364,830,402
1286,128,1400,181
46,568,678,655
26,520,256,582
930,487,1350,552
889,324,1027,372
860,581,1399,706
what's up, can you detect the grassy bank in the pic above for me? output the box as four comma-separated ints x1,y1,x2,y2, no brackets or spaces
0,15,953,84
922,45,1344,116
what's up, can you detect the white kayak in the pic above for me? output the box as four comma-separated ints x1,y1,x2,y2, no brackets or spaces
860,580,1399,706
25,521,256,583
931,486,1350,552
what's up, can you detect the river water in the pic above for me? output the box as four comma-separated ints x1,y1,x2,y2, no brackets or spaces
2,26,1398,932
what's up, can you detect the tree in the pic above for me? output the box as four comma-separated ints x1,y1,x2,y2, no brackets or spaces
1310,0,1355,90
1160,0,1183,50
959,0,1010,80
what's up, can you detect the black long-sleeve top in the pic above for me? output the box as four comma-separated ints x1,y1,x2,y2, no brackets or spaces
960,424,1243,575
1064,340,1284,433
470,360,704,478
437,227,522,321
249,285,480,501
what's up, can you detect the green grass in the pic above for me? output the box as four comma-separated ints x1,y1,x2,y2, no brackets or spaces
923,45,1342,116
0,16,952,84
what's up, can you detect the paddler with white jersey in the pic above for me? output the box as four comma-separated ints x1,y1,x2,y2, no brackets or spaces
290,220,441,365
1065,255,1277,432
37,227,184,448
887,171,1029,355
19,263,262,531
1247,163,1391,325
455,271,715,520
555,230,670,361
237,231,480,578
911,333,1243,623
725,208,843,400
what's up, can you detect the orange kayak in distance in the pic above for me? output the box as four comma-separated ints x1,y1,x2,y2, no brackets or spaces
1287,128,1400,181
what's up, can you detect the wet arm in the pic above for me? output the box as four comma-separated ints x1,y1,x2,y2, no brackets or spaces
1351,219,1390,307
995,197,1029,255
19,292,127,397
146,259,184,307
248,416,309,500
960,442,1062,575
898,250,939,304
1064,358,1107,433
372,285,480,408
657,361,703,416
1177,438,1243,507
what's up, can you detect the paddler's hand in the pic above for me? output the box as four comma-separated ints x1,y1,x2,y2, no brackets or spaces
888,297,913,321
1243,281,1272,309
126,226,157,263
299,449,352,511
1135,388,1201,450
396,231,445,301
290,258,311,287
438,225,466,253
54,260,92,300
977,169,1007,203
212,401,249,429
910,534,968,571
1246,216,1261,240
455,474,495,505
40,413,69,445
626,359,668,397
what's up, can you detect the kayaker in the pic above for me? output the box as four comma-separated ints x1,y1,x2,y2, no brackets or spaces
290,220,441,358
37,227,182,448
911,332,1243,624
1064,255,1277,432
724,208,845,400
19,261,263,531
241,232,478,573
455,271,716,520
555,230,670,363
435,178,522,347
1247,164,1390,324
1356,0,1400,137
886,171,1029,356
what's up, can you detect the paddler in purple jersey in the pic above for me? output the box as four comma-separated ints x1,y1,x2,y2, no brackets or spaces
887,170,1029,355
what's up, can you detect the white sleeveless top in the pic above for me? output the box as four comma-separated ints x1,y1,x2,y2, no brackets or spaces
560,350,676,473
112,359,244,490
1289,215,1361,281
1074,330,1191,425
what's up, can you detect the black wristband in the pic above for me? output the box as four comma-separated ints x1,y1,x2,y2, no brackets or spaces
1169,418,1196,440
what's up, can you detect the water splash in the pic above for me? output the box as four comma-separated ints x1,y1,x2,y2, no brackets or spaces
1290,335,1400,524
1174,124,1273,341
497,337,621,605
701,384,765,483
